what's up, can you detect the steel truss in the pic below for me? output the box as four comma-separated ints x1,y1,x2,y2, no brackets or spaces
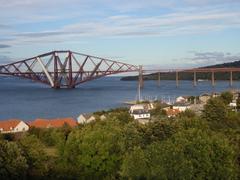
0,50,139,88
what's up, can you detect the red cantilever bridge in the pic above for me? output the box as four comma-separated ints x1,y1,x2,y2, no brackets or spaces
0,50,240,88
0,50,139,88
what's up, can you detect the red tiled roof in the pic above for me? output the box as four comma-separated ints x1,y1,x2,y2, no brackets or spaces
29,118,77,128
0,119,22,131
166,109,180,117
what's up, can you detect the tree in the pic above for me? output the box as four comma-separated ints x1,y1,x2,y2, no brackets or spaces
121,146,148,179
178,109,196,118
0,140,28,179
202,97,228,128
18,135,48,177
121,129,238,179
150,102,167,117
177,117,209,131
220,91,233,105
237,95,240,110
139,120,178,145
145,129,238,179
62,120,125,178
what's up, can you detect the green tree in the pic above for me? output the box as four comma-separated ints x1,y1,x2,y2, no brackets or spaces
62,120,125,178
202,97,228,128
18,135,48,177
150,102,167,117
220,91,233,105
178,109,196,118
146,129,238,179
139,120,178,145
225,111,240,129
0,140,28,179
121,146,148,179
177,117,209,131
237,95,240,110
121,129,238,179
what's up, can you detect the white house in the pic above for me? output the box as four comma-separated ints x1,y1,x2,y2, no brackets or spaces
129,104,151,120
176,96,188,103
77,113,96,124
100,115,107,121
0,119,29,133
172,102,191,112
229,102,237,107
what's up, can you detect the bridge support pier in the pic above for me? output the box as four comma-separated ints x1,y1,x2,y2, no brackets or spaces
230,71,233,87
53,53,59,89
68,51,74,88
193,71,197,87
176,71,179,87
139,65,144,88
211,71,215,87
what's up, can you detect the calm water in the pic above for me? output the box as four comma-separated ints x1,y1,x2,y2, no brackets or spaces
0,76,239,120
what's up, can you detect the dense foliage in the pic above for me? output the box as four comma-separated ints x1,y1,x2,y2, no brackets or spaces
1,93,240,179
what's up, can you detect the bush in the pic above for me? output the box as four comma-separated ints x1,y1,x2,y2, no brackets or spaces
178,109,196,118
18,135,49,177
220,91,233,105
139,120,178,145
61,120,125,178
121,129,239,179
0,140,28,179
202,97,228,129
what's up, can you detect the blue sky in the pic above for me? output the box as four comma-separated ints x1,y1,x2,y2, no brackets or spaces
0,0,240,68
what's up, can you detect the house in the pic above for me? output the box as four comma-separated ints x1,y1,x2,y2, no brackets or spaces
172,102,191,112
29,118,77,128
77,113,96,124
165,108,181,118
229,102,237,107
129,104,151,120
100,114,107,121
145,103,155,110
0,119,29,133
229,99,237,110
176,96,188,103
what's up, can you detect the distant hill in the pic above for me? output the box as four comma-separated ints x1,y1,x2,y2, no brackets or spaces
204,60,240,68
121,60,240,81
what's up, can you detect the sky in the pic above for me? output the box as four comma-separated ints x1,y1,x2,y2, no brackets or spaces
0,0,240,69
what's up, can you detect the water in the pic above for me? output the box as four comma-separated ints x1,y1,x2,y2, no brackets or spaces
0,76,239,120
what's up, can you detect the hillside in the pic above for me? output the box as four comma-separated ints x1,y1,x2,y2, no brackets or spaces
121,60,240,81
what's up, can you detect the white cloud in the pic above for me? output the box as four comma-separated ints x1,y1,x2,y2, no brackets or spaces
2,7,238,45
177,51,240,67
0,0,239,48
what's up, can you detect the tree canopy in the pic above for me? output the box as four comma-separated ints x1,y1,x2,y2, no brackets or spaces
1,93,240,179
